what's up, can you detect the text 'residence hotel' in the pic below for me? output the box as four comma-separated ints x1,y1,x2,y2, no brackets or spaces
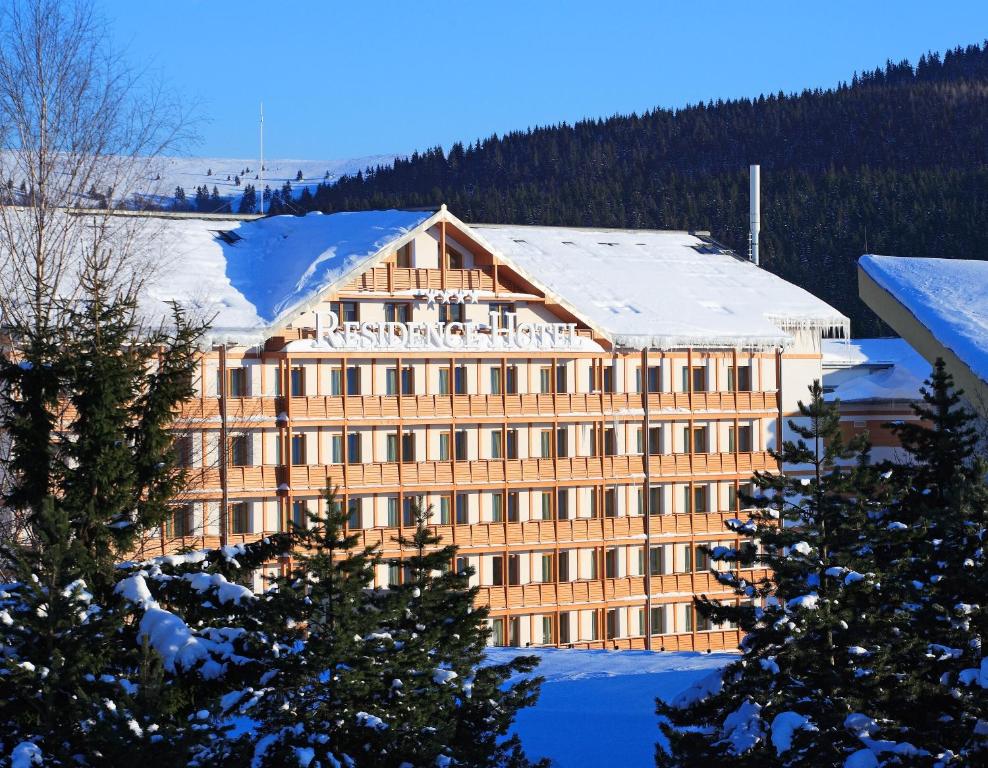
136,204,847,651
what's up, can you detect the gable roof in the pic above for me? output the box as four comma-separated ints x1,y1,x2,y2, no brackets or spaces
105,206,847,350
469,223,848,350
858,255,988,402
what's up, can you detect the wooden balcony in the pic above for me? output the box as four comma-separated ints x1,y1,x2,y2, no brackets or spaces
272,390,777,423
178,397,280,422
553,629,741,652
344,266,500,292
279,451,775,492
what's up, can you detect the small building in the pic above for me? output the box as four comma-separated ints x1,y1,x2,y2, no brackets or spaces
822,338,928,461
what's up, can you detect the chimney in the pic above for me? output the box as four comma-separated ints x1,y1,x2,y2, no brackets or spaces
749,164,761,266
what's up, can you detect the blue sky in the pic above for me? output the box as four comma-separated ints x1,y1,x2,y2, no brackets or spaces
98,0,988,160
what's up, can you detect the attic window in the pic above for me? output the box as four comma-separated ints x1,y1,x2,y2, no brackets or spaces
212,230,242,245
561,241,575,245
598,242,618,246
512,238,527,244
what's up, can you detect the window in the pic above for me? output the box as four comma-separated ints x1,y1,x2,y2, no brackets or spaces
291,434,306,465
649,546,662,576
386,433,399,462
438,368,450,395
385,302,411,324
604,548,618,578
556,490,569,520
691,366,707,392
335,301,359,323
539,367,552,394
395,241,413,268
686,426,708,454
695,545,711,571
227,368,247,397
385,368,399,396
650,606,666,635
728,483,738,512
490,429,503,459
505,365,518,394
439,302,465,323
558,552,570,581
649,485,663,516
229,502,250,534
555,364,568,393
694,485,709,514
330,434,343,464
489,366,503,395
388,562,401,587
590,611,600,641
229,435,250,467
401,432,415,463
492,555,504,586
439,496,451,525
489,302,511,327
347,432,362,463
540,553,553,582
683,607,694,632
347,498,361,529
453,365,468,394
507,491,519,523
400,367,414,395
541,615,553,645
606,608,618,640
556,428,568,458
648,426,662,456
164,504,194,538
174,435,193,468
540,491,553,520
491,618,506,647
559,612,571,644
728,364,752,392
539,430,552,458
491,493,504,523
346,365,360,395
454,430,468,461
439,432,450,462
455,493,469,524
604,488,617,518
444,246,463,270
602,366,615,393
590,489,599,518
290,366,305,397
506,429,518,459
730,424,753,453
604,428,616,456
327,367,342,396
647,365,661,393
387,497,399,527
292,500,308,530
402,496,417,526
508,554,520,586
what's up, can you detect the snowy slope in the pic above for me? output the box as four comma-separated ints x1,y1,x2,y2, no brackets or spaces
859,255,988,383
487,647,733,767
145,154,396,209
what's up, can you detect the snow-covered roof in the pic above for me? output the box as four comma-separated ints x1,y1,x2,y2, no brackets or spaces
55,207,846,350
821,338,929,403
470,224,848,350
135,209,434,340
858,255,988,385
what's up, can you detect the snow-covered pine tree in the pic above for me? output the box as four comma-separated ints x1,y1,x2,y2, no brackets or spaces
379,500,545,767
879,360,988,762
0,262,209,762
657,381,904,767
218,490,400,767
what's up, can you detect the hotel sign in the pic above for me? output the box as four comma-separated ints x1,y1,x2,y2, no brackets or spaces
315,311,583,351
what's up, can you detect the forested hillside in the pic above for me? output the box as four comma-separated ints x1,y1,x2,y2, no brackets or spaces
290,43,988,334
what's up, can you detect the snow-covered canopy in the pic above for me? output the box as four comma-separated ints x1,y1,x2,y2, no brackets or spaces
822,338,929,403
471,224,848,350
859,255,988,385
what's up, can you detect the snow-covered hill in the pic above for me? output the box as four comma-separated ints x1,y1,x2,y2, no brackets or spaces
147,153,397,209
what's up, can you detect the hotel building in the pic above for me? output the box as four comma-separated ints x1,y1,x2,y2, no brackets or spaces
129,205,848,651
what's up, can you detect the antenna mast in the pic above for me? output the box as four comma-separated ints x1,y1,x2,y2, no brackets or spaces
259,101,264,215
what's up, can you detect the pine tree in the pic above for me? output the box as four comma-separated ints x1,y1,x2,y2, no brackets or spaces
878,361,988,761
237,184,256,214
194,184,209,212
657,382,903,766
172,185,187,211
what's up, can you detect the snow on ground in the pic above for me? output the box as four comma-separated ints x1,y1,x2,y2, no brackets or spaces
140,154,397,209
821,338,929,403
859,255,988,383
487,647,733,767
